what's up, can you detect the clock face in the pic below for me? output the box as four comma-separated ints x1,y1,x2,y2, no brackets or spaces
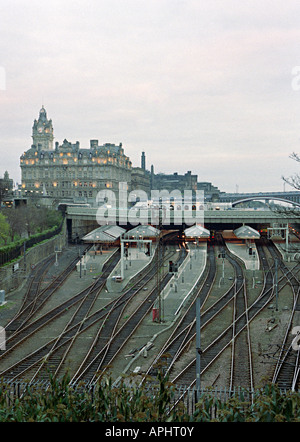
38,127,43,133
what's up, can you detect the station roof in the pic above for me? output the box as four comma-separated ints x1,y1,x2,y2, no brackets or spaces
233,225,260,239
124,225,160,238
184,224,210,238
82,225,126,243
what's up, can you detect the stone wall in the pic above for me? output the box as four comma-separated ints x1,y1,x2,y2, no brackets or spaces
68,218,98,241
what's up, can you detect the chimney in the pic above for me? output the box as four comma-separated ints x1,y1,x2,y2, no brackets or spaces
141,152,146,170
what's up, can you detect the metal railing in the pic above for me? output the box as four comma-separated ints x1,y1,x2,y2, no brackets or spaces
0,377,291,417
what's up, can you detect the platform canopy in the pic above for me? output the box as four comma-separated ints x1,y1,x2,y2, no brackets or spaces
184,224,210,238
233,225,260,239
124,225,160,239
82,225,126,243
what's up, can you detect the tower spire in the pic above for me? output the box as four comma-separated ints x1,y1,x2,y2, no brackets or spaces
32,106,54,150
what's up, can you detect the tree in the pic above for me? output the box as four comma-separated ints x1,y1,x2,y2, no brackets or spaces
0,212,10,245
0,206,63,244
2,208,24,242
282,152,300,190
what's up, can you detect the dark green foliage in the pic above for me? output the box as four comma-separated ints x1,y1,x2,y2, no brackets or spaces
0,373,300,422
0,207,63,266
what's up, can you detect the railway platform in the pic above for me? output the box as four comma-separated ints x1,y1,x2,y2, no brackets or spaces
159,242,207,322
225,241,259,270
106,245,156,293
76,247,118,277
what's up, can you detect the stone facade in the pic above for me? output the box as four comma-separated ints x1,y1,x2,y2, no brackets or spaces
131,167,151,195
21,107,132,205
0,171,14,207
32,105,54,151
150,168,198,193
197,181,221,202
20,107,222,206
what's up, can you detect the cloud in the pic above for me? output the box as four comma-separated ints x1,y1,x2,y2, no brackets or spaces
1,0,300,193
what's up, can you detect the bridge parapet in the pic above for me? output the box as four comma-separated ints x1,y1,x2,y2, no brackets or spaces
220,191,300,205
66,207,300,227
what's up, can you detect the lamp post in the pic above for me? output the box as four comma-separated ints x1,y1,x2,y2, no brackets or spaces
196,294,201,399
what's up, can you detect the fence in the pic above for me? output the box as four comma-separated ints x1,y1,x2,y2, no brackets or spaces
0,377,291,418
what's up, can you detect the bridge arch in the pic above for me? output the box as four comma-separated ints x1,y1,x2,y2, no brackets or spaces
232,196,300,209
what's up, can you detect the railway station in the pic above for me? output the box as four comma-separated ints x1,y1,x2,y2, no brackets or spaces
154,241,207,321
106,225,159,293
1,200,300,398
222,226,260,270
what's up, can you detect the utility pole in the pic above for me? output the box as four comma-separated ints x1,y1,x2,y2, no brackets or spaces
275,258,278,311
23,241,26,273
196,293,201,398
156,198,163,322
121,240,124,280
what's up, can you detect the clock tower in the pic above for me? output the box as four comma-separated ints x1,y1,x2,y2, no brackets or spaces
32,106,54,150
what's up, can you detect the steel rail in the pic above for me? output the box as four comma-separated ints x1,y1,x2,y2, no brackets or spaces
170,241,277,388
0,242,176,382
69,246,186,385
135,238,245,389
4,247,89,337
0,250,120,360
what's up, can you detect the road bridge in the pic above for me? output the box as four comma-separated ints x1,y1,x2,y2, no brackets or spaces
65,206,300,241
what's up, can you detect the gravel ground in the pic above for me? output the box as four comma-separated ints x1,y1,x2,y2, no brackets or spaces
1,240,299,391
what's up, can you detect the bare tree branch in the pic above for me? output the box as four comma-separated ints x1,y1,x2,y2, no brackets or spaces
282,153,300,190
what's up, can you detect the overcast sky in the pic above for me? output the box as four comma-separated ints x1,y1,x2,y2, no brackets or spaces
1,0,300,193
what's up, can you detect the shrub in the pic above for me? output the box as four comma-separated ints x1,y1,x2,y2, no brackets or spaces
0,373,300,422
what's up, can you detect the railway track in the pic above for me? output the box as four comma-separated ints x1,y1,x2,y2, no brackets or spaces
169,239,246,388
169,238,300,399
0,234,180,383
69,244,187,385
139,242,216,382
4,254,56,333
0,249,120,365
134,236,246,388
34,245,178,383
3,232,300,393
266,241,300,390
4,245,90,338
